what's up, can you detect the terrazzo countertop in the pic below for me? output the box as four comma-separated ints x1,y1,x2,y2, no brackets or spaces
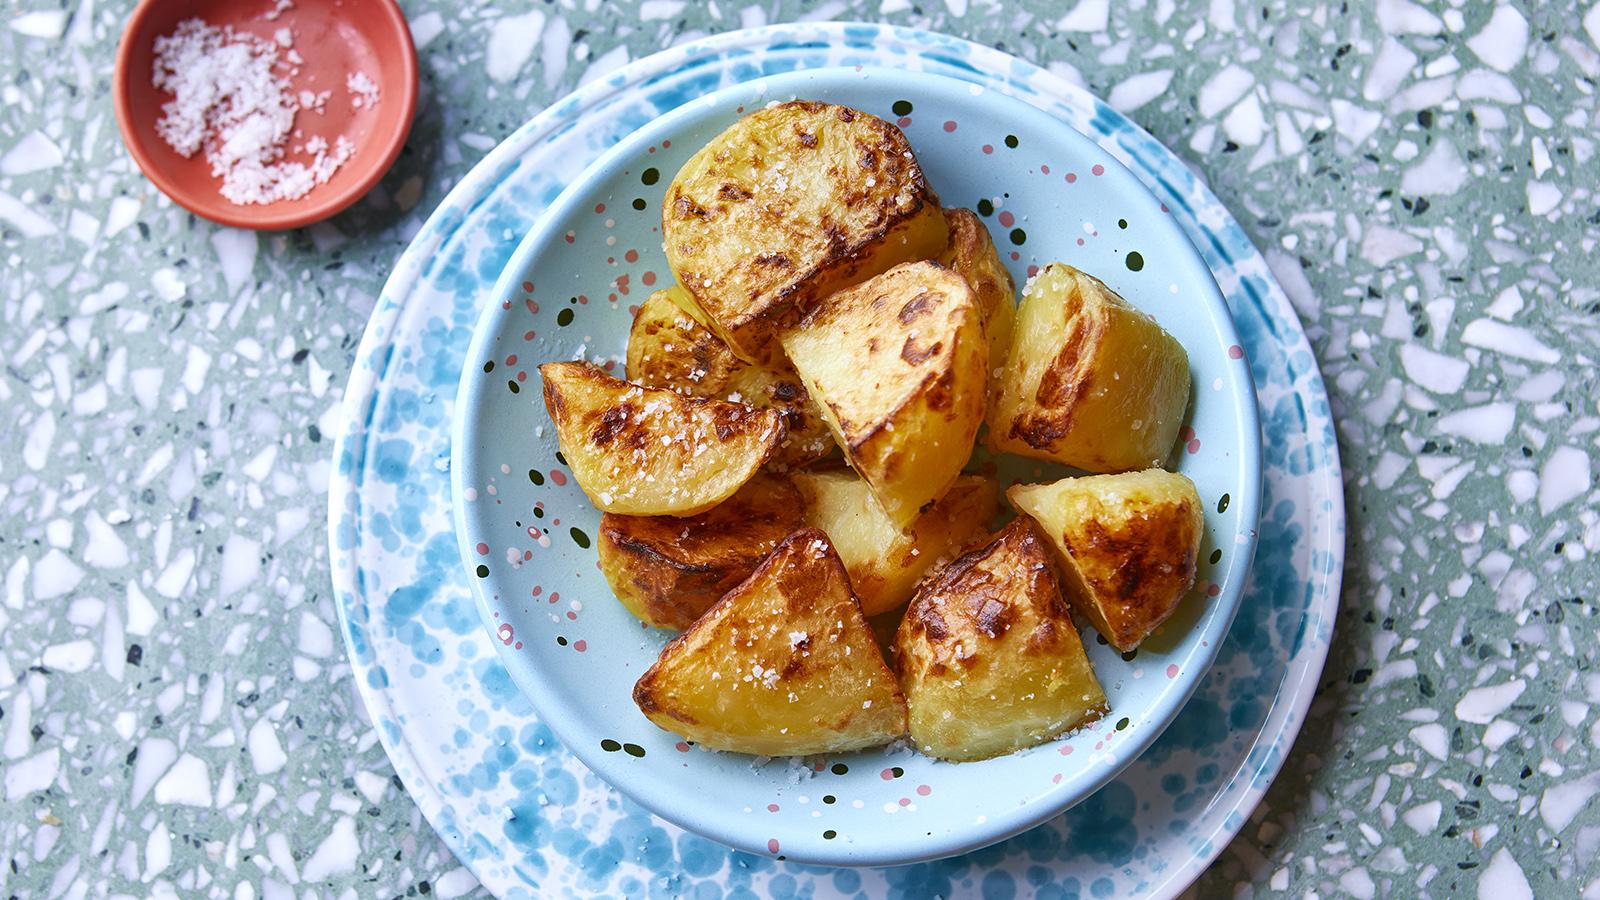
2,0,1596,897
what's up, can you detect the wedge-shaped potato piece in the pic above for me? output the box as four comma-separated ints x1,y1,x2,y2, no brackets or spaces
794,469,998,616
539,361,783,516
781,261,987,528
632,528,909,755
895,518,1107,761
1008,469,1204,652
598,474,805,631
627,286,833,466
989,263,1191,472
937,208,1016,384
664,100,948,363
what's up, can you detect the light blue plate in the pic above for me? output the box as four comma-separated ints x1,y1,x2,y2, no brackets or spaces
450,66,1261,869
331,23,1342,898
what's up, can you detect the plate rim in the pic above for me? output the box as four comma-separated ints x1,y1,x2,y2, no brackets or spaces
328,22,1345,899
448,63,1266,869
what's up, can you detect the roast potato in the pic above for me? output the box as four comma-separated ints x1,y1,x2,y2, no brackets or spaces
1007,468,1204,652
539,361,783,516
663,101,948,363
793,469,998,616
937,208,1016,385
598,474,805,630
894,517,1107,761
632,528,909,755
988,263,1190,472
627,285,834,467
780,261,987,528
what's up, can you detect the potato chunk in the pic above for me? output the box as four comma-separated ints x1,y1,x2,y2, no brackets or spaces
793,469,998,616
895,518,1107,761
781,261,987,528
632,528,909,755
598,474,805,630
988,263,1191,472
664,101,947,363
1007,469,1204,652
539,361,783,516
627,286,834,466
937,208,1016,385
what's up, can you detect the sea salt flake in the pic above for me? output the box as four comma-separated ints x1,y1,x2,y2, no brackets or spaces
151,19,358,205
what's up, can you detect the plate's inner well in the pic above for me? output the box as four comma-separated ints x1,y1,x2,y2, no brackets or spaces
451,68,1259,866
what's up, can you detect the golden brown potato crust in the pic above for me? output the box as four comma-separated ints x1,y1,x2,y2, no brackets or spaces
937,208,1016,385
539,361,783,516
626,286,834,466
793,469,998,616
989,263,1191,472
664,101,946,362
598,474,805,630
894,517,1107,761
632,528,909,755
1007,469,1204,652
781,261,987,527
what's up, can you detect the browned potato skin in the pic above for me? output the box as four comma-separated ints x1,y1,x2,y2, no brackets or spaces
598,474,805,631
793,469,998,616
1007,469,1204,652
989,263,1191,473
632,528,909,756
539,361,784,516
780,261,987,528
938,208,1016,386
627,286,834,467
894,518,1107,761
663,100,947,363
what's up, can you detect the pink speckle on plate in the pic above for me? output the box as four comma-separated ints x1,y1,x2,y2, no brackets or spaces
942,120,957,132
767,839,780,854
1091,164,1105,176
